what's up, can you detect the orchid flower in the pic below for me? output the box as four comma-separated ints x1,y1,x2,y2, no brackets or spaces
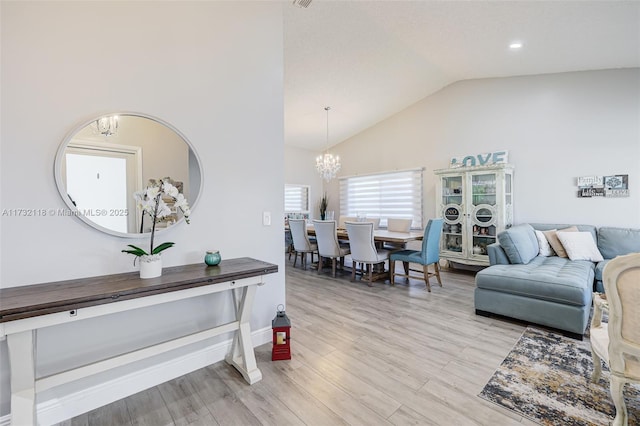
122,177,191,261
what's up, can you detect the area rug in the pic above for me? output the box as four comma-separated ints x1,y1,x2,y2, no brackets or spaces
479,327,640,425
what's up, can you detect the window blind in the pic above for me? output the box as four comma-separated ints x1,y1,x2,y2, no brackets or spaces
339,169,423,229
284,184,310,213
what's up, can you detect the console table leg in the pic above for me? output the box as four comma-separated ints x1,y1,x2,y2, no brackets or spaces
225,285,262,384
7,330,36,426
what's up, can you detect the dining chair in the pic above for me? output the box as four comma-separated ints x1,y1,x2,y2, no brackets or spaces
338,215,357,229
345,221,391,286
288,219,318,270
589,252,640,426
387,218,412,232
312,220,350,277
384,218,413,250
363,218,381,229
389,218,444,291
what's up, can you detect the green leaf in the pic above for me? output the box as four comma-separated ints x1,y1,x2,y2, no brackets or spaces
121,244,148,257
151,242,175,255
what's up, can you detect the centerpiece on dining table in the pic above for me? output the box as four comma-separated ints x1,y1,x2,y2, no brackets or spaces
122,177,191,278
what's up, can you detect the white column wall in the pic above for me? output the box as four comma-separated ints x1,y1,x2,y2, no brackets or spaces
0,1,284,419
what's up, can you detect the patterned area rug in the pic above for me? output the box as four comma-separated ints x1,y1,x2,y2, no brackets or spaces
479,327,640,425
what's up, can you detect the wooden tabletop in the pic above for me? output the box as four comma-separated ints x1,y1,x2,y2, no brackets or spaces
0,257,278,323
307,227,423,244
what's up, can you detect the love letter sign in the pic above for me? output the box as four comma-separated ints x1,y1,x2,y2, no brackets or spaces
450,151,509,168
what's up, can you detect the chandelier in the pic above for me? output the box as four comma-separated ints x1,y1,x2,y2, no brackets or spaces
315,106,341,182
95,115,119,136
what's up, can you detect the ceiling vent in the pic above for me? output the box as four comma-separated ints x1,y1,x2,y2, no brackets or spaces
292,0,312,8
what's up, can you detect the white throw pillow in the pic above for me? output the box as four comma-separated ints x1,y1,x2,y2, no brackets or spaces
535,230,554,257
556,231,604,262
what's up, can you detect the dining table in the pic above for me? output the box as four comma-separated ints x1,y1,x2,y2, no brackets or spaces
306,225,424,245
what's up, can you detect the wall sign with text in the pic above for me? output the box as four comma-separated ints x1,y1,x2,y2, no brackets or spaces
577,174,629,198
450,151,508,168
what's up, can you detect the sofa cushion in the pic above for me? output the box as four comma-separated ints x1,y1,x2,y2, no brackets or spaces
557,231,603,262
497,224,538,264
475,256,594,306
543,226,578,258
530,223,597,241
597,227,640,259
595,260,610,282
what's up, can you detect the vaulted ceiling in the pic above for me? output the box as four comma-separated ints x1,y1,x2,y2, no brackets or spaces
284,1,640,150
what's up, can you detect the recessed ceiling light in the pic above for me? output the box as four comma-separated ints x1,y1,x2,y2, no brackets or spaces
509,42,523,50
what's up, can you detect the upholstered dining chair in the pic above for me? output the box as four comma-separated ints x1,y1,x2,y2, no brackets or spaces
363,218,381,229
590,252,640,426
312,220,351,277
387,218,412,232
345,221,391,285
338,215,357,229
389,218,444,291
288,219,318,270
384,218,413,250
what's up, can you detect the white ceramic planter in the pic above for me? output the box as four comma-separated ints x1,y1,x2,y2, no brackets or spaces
139,255,162,279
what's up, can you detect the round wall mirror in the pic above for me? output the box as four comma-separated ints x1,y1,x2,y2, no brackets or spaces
54,112,203,238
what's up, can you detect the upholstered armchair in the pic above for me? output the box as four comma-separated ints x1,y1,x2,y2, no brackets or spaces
590,252,640,426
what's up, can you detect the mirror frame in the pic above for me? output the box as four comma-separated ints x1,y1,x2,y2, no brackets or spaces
54,112,204,238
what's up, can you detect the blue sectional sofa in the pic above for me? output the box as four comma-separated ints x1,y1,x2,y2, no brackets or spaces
475,223,640,339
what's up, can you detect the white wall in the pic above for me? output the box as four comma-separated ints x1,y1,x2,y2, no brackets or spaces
285,145,324,219
0,1,284,421
330,69,640,228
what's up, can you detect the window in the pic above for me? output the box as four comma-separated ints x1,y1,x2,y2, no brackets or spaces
284,184,310,214
339,169,423,229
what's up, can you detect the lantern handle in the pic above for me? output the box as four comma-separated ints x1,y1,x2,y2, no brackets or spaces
277,304,285,312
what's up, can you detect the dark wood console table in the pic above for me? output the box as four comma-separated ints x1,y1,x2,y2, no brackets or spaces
0,257,278,426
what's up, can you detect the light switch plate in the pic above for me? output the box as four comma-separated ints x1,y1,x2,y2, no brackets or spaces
263,211,271,226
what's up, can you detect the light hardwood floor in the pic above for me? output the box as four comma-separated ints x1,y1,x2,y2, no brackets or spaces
56,259,536,426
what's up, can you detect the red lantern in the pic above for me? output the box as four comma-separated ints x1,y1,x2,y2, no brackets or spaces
272,304,291,361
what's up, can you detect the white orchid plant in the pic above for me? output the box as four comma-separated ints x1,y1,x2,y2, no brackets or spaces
122,178,191,262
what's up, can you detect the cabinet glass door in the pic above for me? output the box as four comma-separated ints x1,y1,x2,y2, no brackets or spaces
470,173,497,257
441,176,464,254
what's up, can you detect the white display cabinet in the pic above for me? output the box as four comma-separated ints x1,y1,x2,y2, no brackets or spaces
434,164,514,266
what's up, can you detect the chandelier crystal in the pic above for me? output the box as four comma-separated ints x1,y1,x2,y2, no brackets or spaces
315,106,341,182
95,115,119,136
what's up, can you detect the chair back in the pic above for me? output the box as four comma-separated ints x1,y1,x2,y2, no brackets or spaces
338,215,357,229
312,220,341,257
289,219,312,251
419,219,444,265
603,252,640,380
363,218,381,229
388,218,412,232
345,222,378,263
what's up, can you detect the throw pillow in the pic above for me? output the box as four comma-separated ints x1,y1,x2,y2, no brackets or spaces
497,224,538,264
543,226,578,258
557,231,604,262
535,230,554,256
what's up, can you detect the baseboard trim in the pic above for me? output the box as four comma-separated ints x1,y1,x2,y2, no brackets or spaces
32,326,271,426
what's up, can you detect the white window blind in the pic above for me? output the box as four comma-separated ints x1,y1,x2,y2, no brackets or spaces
284,184,310,213
339,169,423,229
